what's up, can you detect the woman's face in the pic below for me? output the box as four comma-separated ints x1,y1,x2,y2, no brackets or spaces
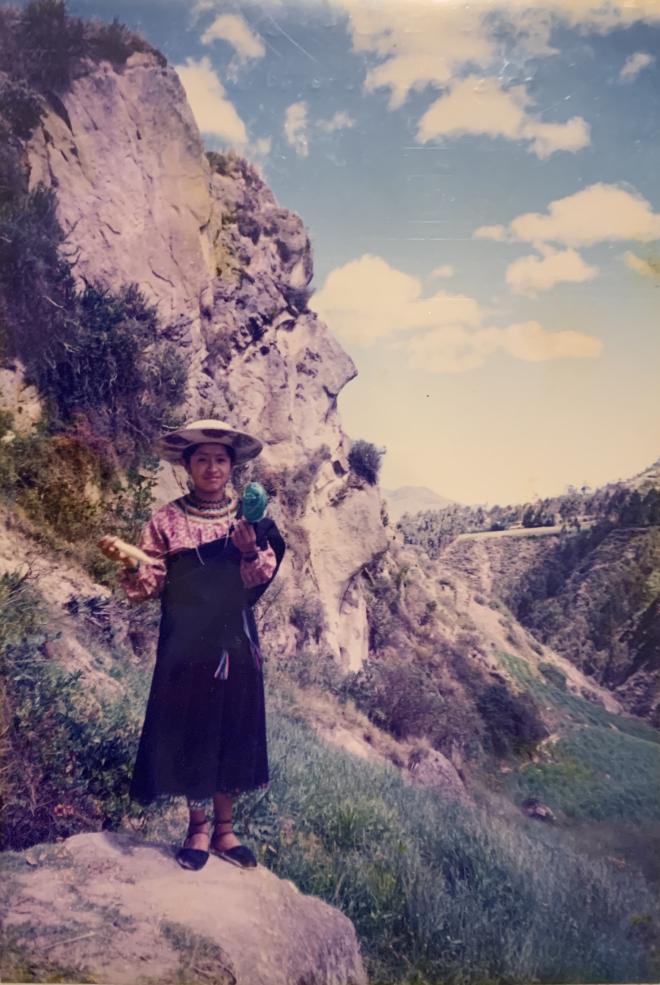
185,443,233,498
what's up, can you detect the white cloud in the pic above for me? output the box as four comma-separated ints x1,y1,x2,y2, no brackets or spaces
335,1,494,109
201,14,265,62
624,251,660,279
284,101,309,157
175,57,248,145
506,184,660,247
417,75,589,158
526,116,590,158
312,254,602,371
316,111,356,134
619,51,654,81
310,254,481,346
407,320,602,373
506,247,599,295
334,0,659,161
430,264,455,278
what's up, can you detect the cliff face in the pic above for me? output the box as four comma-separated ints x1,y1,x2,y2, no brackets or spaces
26,52,387,669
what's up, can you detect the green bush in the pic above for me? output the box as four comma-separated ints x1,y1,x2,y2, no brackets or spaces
0,1,163,93
476,681,548,757
0,186,186,465
341,659,484,758
275,445,330,515
289,598,326,644
539,660,567,689
0,76,43,139
348,439,383,486
13,0,85,90
0,570,147,850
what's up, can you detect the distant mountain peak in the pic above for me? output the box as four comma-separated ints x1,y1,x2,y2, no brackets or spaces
383,485,455,522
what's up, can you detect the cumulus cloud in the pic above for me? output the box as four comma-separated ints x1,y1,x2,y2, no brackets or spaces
430,264,455,278
619,52,654,81
333,0,659,160
507,184,660,247
407,321,602,373
201,14,265,62
506,247,599,295
175,57,247,145
336,0,660,93
316,111,356,134
335,1,494,109
476,184,660,251
417,76,589,157
284,101,309,157
310,254,481,346
311,254,602,371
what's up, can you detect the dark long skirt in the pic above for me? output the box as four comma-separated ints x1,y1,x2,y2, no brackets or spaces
129,522,284,806
129,635,269,804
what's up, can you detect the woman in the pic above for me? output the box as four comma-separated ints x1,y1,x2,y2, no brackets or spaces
99,419,285,871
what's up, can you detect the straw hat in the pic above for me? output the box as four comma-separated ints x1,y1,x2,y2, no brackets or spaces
155,418,263,466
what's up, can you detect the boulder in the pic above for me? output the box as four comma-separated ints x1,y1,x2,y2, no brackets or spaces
3,831,367,985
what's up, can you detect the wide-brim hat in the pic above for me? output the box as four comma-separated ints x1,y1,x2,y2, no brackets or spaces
156,418,262,466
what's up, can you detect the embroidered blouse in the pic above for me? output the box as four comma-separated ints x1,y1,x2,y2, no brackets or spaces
119,495,277,602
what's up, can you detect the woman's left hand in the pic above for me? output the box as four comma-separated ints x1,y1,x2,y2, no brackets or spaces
232,517,258,555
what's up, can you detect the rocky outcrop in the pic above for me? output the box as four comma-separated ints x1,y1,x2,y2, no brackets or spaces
2,831,367,985
24,51,387,669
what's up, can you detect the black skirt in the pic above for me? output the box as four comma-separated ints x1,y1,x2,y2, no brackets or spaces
129,519,285,805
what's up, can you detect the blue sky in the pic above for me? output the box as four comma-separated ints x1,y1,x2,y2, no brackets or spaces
56,1,660,502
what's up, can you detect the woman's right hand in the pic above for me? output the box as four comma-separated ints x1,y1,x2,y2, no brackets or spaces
97,535,139,570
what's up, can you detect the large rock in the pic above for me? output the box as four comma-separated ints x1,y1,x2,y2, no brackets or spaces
2,831,367,985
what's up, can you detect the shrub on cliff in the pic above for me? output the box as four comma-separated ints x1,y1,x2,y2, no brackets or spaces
0,1,164,92
0,571,147,849
0,186,186,465
348,439,383,486
0,76,43,139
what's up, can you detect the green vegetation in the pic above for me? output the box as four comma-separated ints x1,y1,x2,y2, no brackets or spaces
0,570,148,850
348,439,384,486
496,650,660,827
514,725,660,823
0,2,186,582
0,186,186,463
216,697,659,985
0,0,164,94
398,482,660,557
504,525,660,709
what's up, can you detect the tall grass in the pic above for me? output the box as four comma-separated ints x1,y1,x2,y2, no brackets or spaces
220,694,657,984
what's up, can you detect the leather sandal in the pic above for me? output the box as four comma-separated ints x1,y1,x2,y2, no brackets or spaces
176,818,210,871
211,817,257,869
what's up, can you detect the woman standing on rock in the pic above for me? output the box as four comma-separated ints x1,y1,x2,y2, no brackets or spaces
99,419,285,871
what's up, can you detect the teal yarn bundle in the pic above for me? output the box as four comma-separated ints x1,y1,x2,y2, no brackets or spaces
241,481,269,522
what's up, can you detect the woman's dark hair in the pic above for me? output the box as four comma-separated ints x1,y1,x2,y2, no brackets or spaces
182,442,236,466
